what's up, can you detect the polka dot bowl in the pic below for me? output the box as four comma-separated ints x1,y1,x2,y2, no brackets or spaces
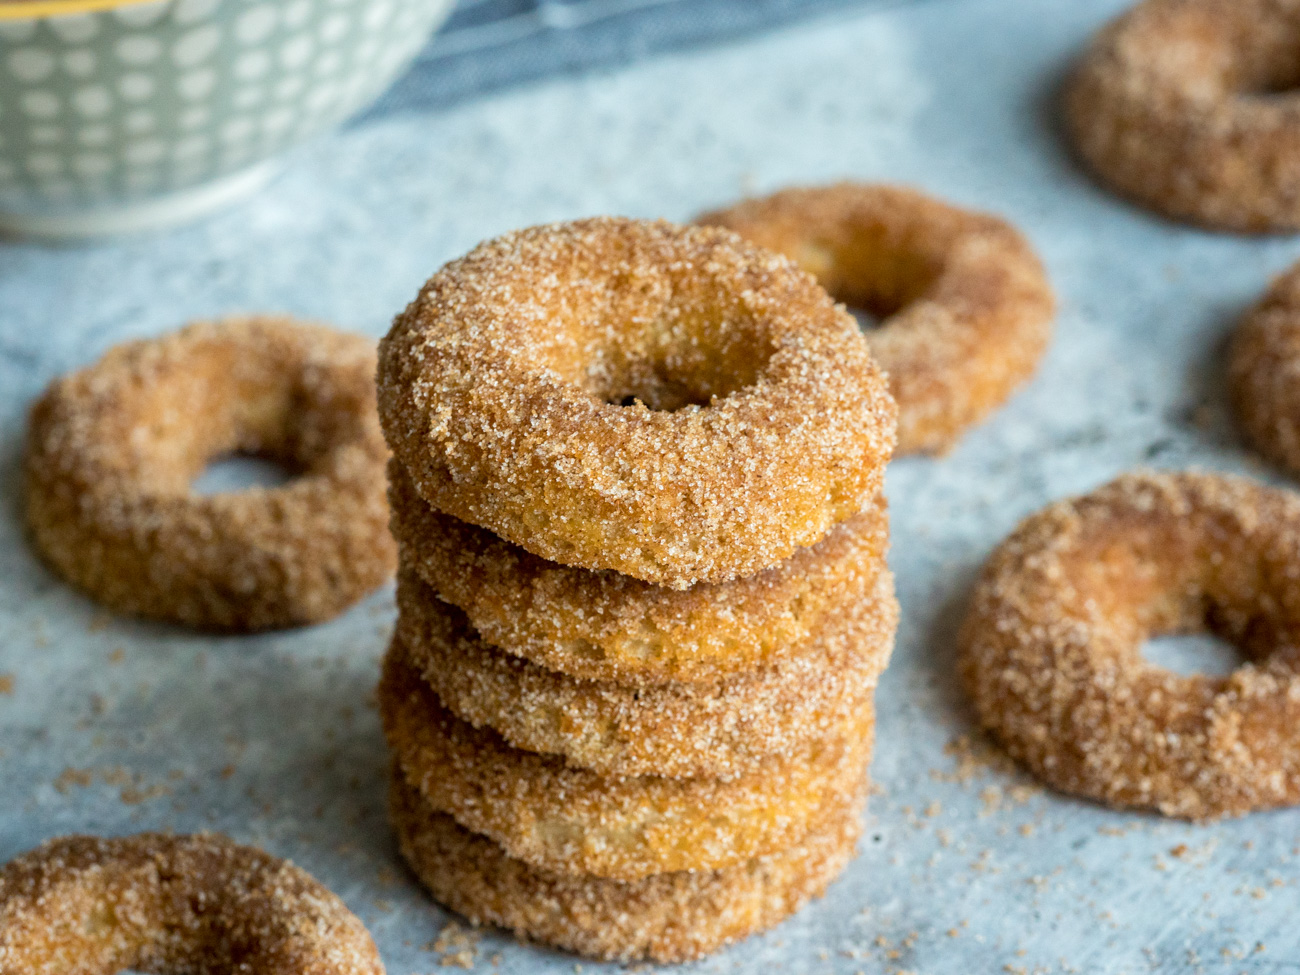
0,0,454,239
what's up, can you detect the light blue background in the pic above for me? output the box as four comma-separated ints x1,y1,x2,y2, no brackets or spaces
1,1,1296,972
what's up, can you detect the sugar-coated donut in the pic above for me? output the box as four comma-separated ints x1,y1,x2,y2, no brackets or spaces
24,317,395,631
959,471,1300,820
0,832,384,974
699,184,1053,455
389,461,889,685
1068,0,1300,232
394,565,895,779
377,217,896,589
1230,261,1300,473
379,645,874,880
389,768,864,964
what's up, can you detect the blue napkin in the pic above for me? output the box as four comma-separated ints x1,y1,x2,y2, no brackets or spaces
368,0,926,115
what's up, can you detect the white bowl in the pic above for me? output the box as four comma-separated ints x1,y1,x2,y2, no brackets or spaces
0,0,454,239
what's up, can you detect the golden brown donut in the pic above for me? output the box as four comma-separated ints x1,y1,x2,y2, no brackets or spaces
390,767,864,964
698,183,1053,455
377,217,896,589
24,317,395,631
389,460,889,685
1068,0,1300,232
394,565,895,779
379,645,875,880
959,470,1300,820
1230,262,1300,472
0,832,384,974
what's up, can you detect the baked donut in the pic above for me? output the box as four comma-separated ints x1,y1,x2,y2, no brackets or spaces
394,565,895,778
379,645,874,880
1230,261,1300,472
24,316,395,631
1067,0,1300,232
378,217,896,589
959,470,1300,820
698,184,1053,455
0,832,383,974
389,461,889,685
390,767,864,964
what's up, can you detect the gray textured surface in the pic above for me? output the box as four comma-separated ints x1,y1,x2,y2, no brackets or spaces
1,0,1298,972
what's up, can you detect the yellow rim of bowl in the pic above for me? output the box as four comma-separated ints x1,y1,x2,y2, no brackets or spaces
0,0,167,21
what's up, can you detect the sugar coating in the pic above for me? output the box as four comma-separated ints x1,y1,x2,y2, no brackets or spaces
376,217,896,589
959,470,1300,820
378,645,875,881
389,460,890,684
1230,261,1300,473
0,833,384,975
394,565,896,779
24,316,395,631
700,183,1055,456
389,766,865,965
1068,0,1300,232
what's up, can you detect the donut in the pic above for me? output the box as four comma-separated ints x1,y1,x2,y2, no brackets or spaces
389,461,889,685
378,645,874,880
394,565,895,779
389,767,864,964
24,316,395,631
1067,0,1300,232
959,470,1300,820
1230,262,1300,472
698,184,1054,455
377,217,896,589
0,832,384,973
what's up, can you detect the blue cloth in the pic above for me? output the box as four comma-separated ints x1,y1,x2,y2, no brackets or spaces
368,0,927,115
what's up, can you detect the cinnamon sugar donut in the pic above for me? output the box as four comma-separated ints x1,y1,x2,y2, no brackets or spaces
394,565,895,779
1230,262,1300,472
1068,0,1300,232
698,184,1053,455
0,832,384,974
24,317,395,631
379,646,875,880
377,217,896,589
389,461,889,685
959,471,1300,820
390,768,864,964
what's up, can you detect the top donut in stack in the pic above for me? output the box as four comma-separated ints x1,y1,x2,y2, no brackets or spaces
375,217,898,963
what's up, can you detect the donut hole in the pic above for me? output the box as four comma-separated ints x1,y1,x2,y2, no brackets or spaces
1243,59,1300,97
791,236,941,326
1221,8,1300,98
192,453,298,494
567,310,775,412
116,353,369,495
848,307,883,331
1148,5,1300,100
597,362,726,413
1141,632,1244,678
1233,44,1300,98
1070,536,1300,683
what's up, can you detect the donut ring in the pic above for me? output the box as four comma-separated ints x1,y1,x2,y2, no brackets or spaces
698,184,1054,455
377,217,896,589
390,768,864,964
1230,262,1300,472
379,645,874,880
24,317,395,631
1067,0,1300,233
959,471,1300,820
394,565,895,779
0,832,384,973
389,461,889,685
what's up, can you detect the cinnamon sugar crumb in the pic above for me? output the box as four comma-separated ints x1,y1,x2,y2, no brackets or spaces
54,767,93,792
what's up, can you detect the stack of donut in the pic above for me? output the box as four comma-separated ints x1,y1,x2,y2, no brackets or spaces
374,217,899,963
